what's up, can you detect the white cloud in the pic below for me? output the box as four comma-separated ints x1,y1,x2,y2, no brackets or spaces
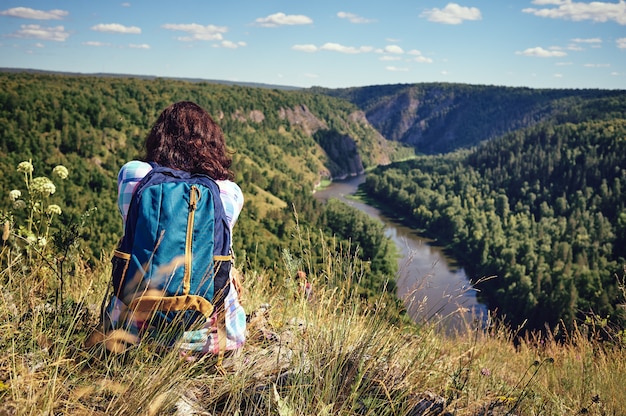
0,7,68,20
407,49,434,63
386,66,409,72
568,38,602,50
10,24,70,41
337,11,374,24
83,41,110,47
380,55,402,61
583,63,611,67
292,44,318,52
554,73,564,78
254,12,313,27
294,42,407,56
523,1,626,25
531,0,566,4
122,3,131,7
556,61,574,65
162,23,227,41
410,55,434,63
383,45,404,54
320,42,372,54
221,40,246,49
129,43,150,49
567,44,584,51
304,73,319,79
617,37,626,48
91,23,141,34
516,46,567,57
420,3,482,24
571,37,602,44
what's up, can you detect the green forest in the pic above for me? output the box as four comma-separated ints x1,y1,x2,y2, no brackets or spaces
362,96,626,331
0,71,401,311
318,82,626,154
1,70,625,332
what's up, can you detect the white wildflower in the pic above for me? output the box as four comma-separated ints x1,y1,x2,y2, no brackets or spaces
38,237,47,247
46,204,62,216
9,190,21,201
52,165,69,180
31,177,56,197
17,161,34,174
12,200,26,210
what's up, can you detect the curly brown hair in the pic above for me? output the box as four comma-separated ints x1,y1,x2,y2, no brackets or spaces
144,101,233,180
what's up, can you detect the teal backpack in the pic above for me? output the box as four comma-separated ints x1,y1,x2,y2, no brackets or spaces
105,163,232,345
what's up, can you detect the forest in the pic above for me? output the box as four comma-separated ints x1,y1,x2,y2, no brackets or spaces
1,70,625,331
361,95,626,330
318,82,625,154
0,71,401,310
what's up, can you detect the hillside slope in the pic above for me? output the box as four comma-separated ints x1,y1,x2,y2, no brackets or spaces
0,72,409,266
316,83,624,154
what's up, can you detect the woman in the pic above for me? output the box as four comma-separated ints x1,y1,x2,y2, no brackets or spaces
105,101,245,355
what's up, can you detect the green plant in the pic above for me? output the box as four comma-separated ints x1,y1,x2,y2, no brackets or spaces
2,160,94,310
12,160,67,250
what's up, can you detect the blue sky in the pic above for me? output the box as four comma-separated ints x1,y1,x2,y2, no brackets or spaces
1,1,625,89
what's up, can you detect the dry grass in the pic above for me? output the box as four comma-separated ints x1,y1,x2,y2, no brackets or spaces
1,237,625,416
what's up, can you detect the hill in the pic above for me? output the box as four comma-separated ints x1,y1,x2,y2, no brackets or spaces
0,71,408,281
315,83,623,154
0,71,625,415
1,71,625,332
360,95,626,331
0,67,303,91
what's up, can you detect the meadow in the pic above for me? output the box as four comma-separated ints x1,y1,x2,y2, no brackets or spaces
1,165,624,415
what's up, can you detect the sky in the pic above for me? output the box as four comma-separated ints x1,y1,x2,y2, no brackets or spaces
0,1,625,90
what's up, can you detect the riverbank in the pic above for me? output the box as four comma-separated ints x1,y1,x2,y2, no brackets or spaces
313,175,487,331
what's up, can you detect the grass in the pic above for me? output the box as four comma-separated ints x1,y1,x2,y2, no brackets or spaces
1,231,625,415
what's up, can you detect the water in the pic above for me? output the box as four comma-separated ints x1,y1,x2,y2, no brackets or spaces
314,175,487,332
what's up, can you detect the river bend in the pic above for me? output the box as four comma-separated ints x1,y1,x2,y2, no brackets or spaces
314,175,487,331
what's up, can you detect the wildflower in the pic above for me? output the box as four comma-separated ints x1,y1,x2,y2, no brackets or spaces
481,367,491,376
52,165,69,180
13,200,26,210
17,161,34,174
9,190,21,201
31,177,56,197
46,204,62,216
38,237,47,247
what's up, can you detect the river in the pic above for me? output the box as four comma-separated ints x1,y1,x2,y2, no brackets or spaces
314,175,487,332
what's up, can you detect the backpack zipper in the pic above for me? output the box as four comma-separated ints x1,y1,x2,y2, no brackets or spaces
184,185,200,294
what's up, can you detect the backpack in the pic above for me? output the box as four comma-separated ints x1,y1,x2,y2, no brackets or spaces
107,163,232,343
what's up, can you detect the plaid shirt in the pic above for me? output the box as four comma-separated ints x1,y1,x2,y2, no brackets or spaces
117,161,244,230
110,160,246,352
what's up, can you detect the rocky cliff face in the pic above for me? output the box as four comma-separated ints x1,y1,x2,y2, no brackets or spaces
319,84,591,154
313,130,364,179
223,103,372,179
278,104,366,178
278,104,328,136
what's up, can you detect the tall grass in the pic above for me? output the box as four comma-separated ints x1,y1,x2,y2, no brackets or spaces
2,229,625,415
1,163,625,414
